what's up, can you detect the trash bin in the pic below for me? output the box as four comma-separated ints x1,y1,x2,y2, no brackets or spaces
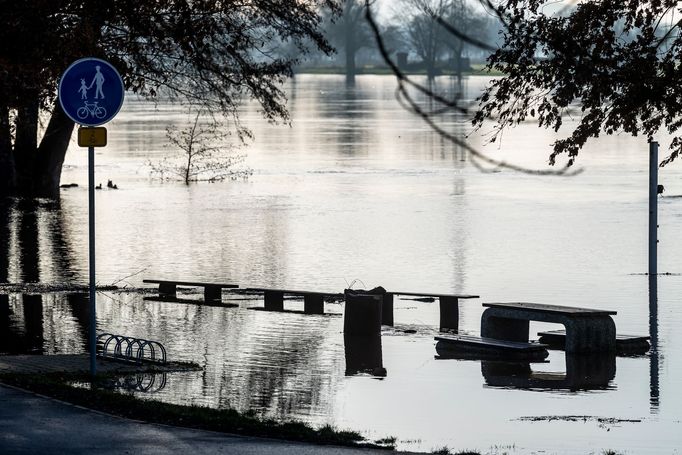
343,287,385,336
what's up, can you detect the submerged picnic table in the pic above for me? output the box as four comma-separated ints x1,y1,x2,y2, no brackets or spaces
480,302,617,353
143,279,238,303
385,291,479,330
244,287,341,314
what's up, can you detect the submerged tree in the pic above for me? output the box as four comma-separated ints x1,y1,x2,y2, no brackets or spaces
442,0,490,82
325,0,376,83
401,0,450,79
0,0,336,197
150,108,251,185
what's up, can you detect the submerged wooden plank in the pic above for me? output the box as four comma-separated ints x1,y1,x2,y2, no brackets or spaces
143,279,238,288
538,329,650,342
392,291,479,299
435,334,548,351
435,335,549,361
537,329,650,355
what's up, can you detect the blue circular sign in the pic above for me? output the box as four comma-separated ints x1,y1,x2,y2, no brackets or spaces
59,58,125,126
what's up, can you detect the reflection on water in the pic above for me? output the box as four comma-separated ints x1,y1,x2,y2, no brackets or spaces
344,334,386,377
97,372,168,394
481,354,616,391
2,74,682,453
649,276,660,412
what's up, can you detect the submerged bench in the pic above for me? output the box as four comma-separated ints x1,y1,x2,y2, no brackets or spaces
245,287,339,314
537,329,650,355
143,279,238,303
435,334,549,361
481,302,617,353
385,291,479,330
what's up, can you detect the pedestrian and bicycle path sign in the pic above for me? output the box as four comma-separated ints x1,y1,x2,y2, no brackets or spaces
59,57,125,127
59,57,125,377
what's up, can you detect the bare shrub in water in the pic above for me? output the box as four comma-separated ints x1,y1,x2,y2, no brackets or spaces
150,109,252,184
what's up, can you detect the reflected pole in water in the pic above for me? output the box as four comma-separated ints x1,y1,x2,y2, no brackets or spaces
649,275,659,412
88,145,97,376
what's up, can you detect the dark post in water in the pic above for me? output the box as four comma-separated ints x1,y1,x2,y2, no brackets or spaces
88,144,97,376
649,141,658,278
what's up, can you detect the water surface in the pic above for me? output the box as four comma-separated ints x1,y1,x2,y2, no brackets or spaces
2,74,681,453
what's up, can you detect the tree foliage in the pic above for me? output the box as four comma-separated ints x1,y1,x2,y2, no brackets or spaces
0,0,337,196
473,0,682,167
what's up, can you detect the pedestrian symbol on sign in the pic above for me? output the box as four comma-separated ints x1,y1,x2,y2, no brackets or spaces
91,66,105,99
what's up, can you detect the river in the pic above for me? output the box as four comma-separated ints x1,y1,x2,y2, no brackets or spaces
1,74,681,453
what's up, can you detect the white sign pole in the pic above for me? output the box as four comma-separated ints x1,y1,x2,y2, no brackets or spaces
88,144,97,377
649,141,658,278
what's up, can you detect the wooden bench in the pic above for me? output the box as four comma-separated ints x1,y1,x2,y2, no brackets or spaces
143,279,238,303
435,334,549,361
481,302,617,353
537,329,650,355
385,291,479,330
244,287,339,314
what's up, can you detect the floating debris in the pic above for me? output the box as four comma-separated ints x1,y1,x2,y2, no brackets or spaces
517,416,641,424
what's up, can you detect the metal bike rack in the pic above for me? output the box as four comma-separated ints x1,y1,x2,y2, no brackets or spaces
96,333,167,364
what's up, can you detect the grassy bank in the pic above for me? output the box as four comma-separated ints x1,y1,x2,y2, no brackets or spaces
0,372,392,450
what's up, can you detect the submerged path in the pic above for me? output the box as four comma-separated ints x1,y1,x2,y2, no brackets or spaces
0,354,193,375
0,385,412,455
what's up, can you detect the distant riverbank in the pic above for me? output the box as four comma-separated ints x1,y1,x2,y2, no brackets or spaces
294,64,503,77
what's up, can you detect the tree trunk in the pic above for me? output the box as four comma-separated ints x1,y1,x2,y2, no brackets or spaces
13,98,40,193
345,46,357,84
426,59,437,80
454,43,464,86
34,102,76,198
0,103,15,195
345,19,356,85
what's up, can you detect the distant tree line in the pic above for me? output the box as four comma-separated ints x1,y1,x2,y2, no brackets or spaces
293,0,502,82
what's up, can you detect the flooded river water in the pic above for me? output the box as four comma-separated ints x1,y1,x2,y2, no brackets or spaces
1,75,682,453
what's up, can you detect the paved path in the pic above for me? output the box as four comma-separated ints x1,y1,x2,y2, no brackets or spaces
0,354,192,375
0,385,408,455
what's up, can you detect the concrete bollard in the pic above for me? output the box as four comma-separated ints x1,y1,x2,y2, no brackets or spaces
343,288,384,336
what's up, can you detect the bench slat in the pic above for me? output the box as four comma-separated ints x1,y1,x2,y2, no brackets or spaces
435,334,548,351
483,302,616,316
144,279,238,288
392,291,479,299
245,287,337,296
537,330,650,342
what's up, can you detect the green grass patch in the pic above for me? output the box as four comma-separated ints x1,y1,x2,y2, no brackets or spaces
431,447,481,455
0,372,392,450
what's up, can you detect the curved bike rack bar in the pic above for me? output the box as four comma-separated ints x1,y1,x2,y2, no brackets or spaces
96,333,167,364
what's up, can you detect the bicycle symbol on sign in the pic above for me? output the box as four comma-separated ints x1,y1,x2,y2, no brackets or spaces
77,101,107,120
